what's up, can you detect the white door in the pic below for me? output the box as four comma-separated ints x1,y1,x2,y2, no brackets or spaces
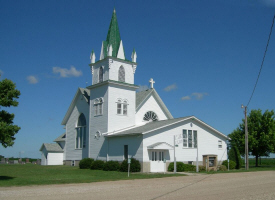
150,151,165,172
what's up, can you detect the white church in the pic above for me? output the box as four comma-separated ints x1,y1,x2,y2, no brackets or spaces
40,9,229,172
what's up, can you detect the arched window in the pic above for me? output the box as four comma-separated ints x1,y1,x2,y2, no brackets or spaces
118,66,125,82
94,98,103,116
117,99,127,115
76,113,86,149
99,66,103,83
143,111,158,122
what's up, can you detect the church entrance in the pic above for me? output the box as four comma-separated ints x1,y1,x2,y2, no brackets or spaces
150,150,165,172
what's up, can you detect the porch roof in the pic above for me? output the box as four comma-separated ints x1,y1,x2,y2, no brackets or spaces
147,142,173,150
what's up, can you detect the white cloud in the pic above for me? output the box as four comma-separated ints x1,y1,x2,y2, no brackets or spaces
191,92,209,100
27,75,38,84
137,85,149,92
181,96,191,101
53,66,82,78
181,92,208,101
164,84,177,92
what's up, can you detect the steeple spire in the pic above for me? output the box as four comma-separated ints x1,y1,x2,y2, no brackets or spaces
104,8,122,58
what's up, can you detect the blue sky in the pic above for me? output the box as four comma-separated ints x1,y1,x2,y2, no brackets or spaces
1,0,275,159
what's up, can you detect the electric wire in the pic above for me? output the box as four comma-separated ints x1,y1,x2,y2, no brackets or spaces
247,14,275,107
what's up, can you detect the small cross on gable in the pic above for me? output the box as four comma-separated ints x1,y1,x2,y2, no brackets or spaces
149,78,155,89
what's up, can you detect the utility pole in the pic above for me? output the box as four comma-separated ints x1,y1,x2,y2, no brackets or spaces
242,104,249,170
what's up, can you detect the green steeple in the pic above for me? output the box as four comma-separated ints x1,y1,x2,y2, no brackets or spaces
104,8,122,58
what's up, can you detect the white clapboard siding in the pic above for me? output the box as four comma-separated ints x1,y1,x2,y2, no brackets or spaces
65,93,89,161
47,153,64,165
143,118,228,164
136,95,168,125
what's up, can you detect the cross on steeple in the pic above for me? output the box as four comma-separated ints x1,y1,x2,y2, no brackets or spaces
149,78,155,89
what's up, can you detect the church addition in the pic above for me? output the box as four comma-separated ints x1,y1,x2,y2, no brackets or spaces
40,9,229,172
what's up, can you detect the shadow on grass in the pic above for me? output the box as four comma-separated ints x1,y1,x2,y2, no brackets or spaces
0,176,14,181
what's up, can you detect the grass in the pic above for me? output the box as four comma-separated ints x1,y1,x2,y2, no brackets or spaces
0,164,184,187
203,158,275,174
249,158,275,166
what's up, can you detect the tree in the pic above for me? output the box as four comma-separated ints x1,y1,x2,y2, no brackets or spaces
229,109,275,167
228,142,242,169
0,77,21,147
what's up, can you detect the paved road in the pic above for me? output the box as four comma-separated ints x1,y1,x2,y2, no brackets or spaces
1,171,275,200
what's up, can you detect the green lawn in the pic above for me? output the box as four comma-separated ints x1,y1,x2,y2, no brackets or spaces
0,164,184,187
203,158,275,174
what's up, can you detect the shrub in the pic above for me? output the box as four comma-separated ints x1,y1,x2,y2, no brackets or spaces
79,158,94,169
120,158,141,172
168,162,184,172
222,160,236,170
199,165,206,172
219,165,227,171
91,160,105,170
168,162,196,172
183,164,196,172
103,161,120,171
228,143,242,169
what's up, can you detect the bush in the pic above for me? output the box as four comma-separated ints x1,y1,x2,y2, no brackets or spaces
183,164,196,172
120,158,141,172
168,162,196,172
222,160,236,170
199,165,206,172
219,165,227,171
228,143,242,169
103,161,120,171
79,158,94,169
168,162,184,172
91,160,105,170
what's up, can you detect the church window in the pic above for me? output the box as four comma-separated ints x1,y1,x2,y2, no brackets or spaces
76,113,86,149
99,66,103,83
118,66,125,82
143,111,158,122
218,140,222,149
183,129,197,148
123,100,127,115
117,99,128,115
117,100,122,114
94,98,103,116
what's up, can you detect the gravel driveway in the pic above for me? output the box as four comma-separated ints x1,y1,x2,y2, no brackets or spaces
1,171,275,200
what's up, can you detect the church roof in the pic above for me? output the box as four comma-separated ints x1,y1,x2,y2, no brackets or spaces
54,133,66,142
136,89,152,109
106,116,191,137
40,143,63,152
106,116,229,140
103,8,123,58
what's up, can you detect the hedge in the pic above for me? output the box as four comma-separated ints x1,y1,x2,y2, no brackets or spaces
79,158,94,169
120,158,141,172
103,161,120,171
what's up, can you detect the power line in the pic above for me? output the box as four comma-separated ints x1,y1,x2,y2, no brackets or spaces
247,14,275,107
